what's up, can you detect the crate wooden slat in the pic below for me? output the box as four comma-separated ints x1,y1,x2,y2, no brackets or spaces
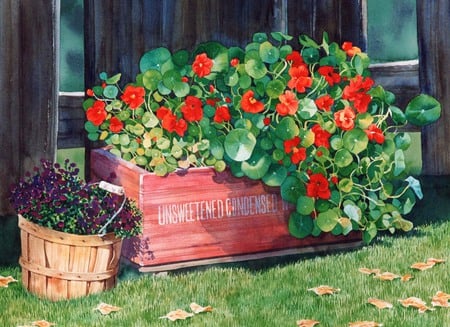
91,149,362,271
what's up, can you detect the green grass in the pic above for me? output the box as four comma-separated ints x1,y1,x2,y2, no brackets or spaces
1,221,448,326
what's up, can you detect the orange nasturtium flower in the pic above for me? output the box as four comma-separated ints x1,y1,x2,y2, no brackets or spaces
334,106,356,131
365,124,385,144
181,95,204,122
241,90,264,113
121,85,145,109
109,117,123,133
318,65,341,86
276,90,299,116
342,41,362,56
86,100,107,126
192,53,213,78
213,105,231,123
315,94,334,112
306,173,331,200
287,65,313,93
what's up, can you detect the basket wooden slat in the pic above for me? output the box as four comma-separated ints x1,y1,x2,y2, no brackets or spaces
18,215,122,301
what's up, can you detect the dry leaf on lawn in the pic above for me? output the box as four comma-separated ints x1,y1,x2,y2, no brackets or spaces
431,291,450,307
368,298,393,309
358,268,381,275
296,319,320,327
398,297,435,313
190,302,213,314
348,320,383,327
373,272,400,281
400,274,413,282
410,261,435,271
426,258,445,264
32,321,56,327
308,285,341,296
0,275,17,288
95,302,122,315
160,309,194,321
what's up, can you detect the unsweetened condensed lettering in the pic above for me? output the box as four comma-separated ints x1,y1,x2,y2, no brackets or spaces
157,194,284,225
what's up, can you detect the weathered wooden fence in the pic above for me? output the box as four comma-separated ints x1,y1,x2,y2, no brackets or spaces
1,0,448,216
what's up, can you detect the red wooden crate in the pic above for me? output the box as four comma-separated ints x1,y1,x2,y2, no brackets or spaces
90,149,361,272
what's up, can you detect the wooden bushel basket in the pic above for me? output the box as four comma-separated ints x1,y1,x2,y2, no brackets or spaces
91,149,362,272
18,215,123,301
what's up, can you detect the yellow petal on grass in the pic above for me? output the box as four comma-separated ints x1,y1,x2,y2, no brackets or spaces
0,275,17,288
398,297,435,313
95,302,122,315
348,321,383,327
189,302,213,314
431,291,450,308
32,321,56,327
160,309,194,321
308,285,341,296
296,319,320,327
400,274,413,282
368,298,393,309
373,272,400,281
410,261,436,271
358,268,381,275
426,258,445,264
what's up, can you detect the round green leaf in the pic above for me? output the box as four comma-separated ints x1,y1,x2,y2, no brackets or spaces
297,196,315,215
262,165,287,186
301,47,320,64
316,209,339,232
245,59,268,79
343,128,368,154
288,212,313,238
103,85,118,99
224,128,256,161
275,117,299,140
162,70,181,89
280,175,305,204
390,106,407,125
140,47,172,72
173,81,190,97
142,70,162,91
394,132,411,150
259,41,280,64
334,148,353,167
405,94,441,126
172,49,189,66
298,98,318,119
241,151,271,179
265,79,285,98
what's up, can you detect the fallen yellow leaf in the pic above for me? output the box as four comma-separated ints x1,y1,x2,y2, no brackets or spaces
348,320,383,327
32,321,55,327
410,261,435,271
189,302,213,314
368,298,393,309
426,258,445,264
0,275,17,288
431,291,450,308
160,309,194,321
400,274,413,282
95,302,121,315
358,268,381,275
308,285,340,296
398,297,435,313
297,319,320,327
373,272,400,281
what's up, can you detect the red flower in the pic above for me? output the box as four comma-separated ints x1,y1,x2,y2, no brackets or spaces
214,106,231,123
285,51,305,67
241,90,264,113
342,41,361,56
283,136,301,154
276,90,298,116
192,53,213,78
121,85,145,109
86,100,107,126
174,118,188,137
160,110,177,132
342,75,374,113
263,117,271,126
306,173,331,200
86,88,94,97
230,58,240,67
109,117,123,133
287,65,312,93
334,106,356,131
365,124,385,144
181,76,189,83
315,94,334,112
181,95,204,122
156,106,171,120
318,66,341,86
312,124,331,148
331,175,339,185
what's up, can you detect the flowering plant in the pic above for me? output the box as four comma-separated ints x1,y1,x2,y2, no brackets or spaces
10,159,142,239
83,32,440,243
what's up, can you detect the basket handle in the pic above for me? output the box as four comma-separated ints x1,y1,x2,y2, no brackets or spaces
95,181,127,237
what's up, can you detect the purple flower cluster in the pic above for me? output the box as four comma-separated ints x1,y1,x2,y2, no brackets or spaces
10,159,142,238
